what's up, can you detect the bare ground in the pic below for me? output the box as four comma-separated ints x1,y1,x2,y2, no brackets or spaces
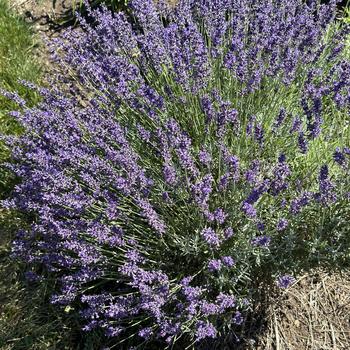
262,271,350,350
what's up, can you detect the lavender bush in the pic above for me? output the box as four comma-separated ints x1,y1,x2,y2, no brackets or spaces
2,0,350,347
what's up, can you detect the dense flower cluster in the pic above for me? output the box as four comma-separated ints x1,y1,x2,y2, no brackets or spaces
2,0,350,347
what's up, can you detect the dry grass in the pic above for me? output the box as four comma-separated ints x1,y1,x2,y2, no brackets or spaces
260,270,350,350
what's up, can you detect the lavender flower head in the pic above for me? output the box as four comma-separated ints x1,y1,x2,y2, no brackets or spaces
195,321,217,341
201,228,221,247
221,256,235,267
251,236,271,248
207,259,222,272
276,275,296,289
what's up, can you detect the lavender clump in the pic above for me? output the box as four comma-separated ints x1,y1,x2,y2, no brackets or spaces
3,0,350,348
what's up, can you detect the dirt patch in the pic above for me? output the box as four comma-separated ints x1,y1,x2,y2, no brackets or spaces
9,0,73,32
6,0,73,76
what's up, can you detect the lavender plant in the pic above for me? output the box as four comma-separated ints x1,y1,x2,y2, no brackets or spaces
2,0,350,348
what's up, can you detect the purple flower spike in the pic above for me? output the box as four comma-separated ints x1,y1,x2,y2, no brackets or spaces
274,108,286,129
232,311,243,325
216,292,236,313
207,259,222,272
195,321,217,341
257,222,265,232
221,256,235,267
276,218,288,231
24,271,40,282
138,327,153,339
298,132,308,154
200,228,221,247
276,275,296,289
224,227,234,239
242,202,257,219
199,149,212,165
333,147,346,166
317,165,336,205
251,236,271,247
214,208,228,224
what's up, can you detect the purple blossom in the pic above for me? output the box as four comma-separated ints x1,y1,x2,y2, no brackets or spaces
200,228,221,247
221,256,235,267
242,202,257,219
245,160,260,185
213,208,228,224
256,222,265,232
199,301,219,316
274,108,286,129
106,326,123,338
276,218,289,231
163,163,177,185
333,147,346,166
182,285,204,302
224,227,234,239
207,259,222,272
216,292,236,313
316,165,336,205
24,271,40,282
162,191,171,202
125,250,144,264
290,192,312,215
219,173,230,191
254,123,264,146
198,149,211,165
276,275,296,289
226,154,240,176
195,321,217,341
180,276,193,287
137,125,151,142
192,174,214,207
298,132,308,154
290,116,302,133
138,327,153,339
270,155,290,196
201,95,216,123
246,115,256,136
137,198,166,235
232,311,244,325
251,236,271,247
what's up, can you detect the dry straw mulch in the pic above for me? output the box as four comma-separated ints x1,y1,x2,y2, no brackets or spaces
261,270,350,350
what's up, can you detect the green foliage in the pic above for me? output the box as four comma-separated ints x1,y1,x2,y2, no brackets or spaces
0,209,109,350
0,2,70,349
0,0,41,199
